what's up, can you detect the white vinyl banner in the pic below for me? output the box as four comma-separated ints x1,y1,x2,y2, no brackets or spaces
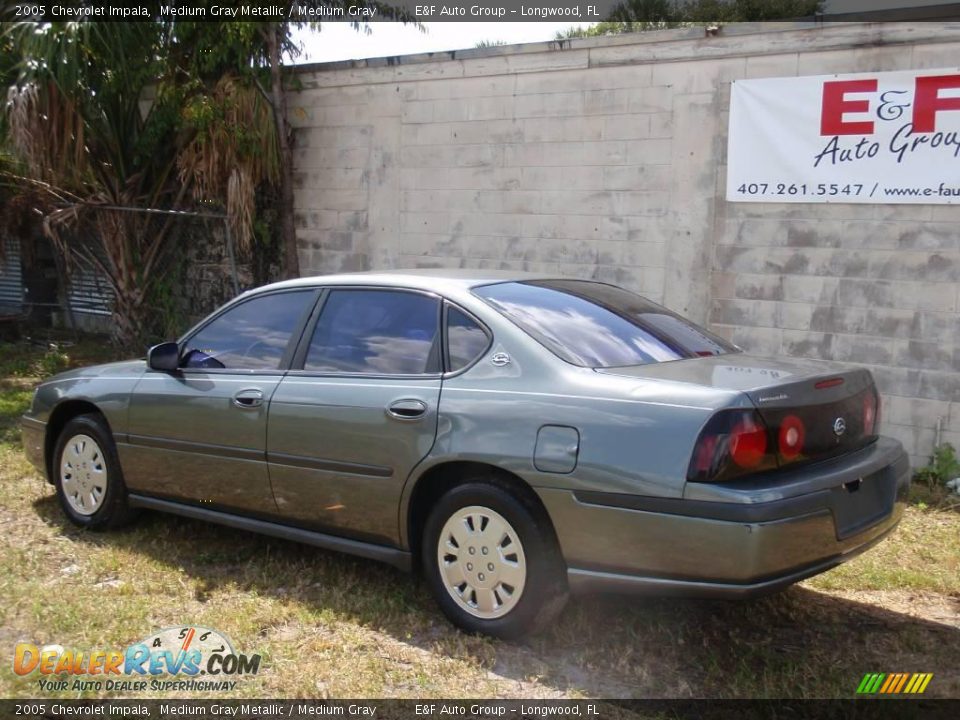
727,68,960,204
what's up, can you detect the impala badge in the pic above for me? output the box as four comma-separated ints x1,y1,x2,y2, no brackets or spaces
491,352,511,367
833,417,847,437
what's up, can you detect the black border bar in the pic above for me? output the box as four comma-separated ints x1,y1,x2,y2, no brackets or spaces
2,699,959,719
5,1,960,23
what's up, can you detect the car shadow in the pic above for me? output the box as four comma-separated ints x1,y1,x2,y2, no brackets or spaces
32,493,960,699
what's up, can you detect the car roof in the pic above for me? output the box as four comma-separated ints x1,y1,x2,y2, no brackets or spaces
254,268,557,295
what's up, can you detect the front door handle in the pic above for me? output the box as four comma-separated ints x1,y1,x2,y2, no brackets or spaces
233,388,264,409
386,399,428,420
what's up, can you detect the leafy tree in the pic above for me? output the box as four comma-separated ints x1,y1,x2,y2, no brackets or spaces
160,19,303,280
169,6,420,283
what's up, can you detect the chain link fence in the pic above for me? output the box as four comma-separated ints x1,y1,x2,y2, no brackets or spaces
0,206,275,347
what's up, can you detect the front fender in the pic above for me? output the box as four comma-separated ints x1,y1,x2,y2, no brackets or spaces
23,360,146,480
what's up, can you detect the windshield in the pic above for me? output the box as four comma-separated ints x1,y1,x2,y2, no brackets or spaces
475,280,737,368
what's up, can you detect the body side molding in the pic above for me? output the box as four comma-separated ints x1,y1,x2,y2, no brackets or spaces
128,494,411,571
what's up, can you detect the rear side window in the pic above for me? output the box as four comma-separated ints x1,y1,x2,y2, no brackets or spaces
305,290,440,374
474,280,736,368
446,306,489,372
181,290,314,370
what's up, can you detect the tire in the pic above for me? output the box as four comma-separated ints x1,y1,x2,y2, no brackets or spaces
52,414,136,530
422,477,568,640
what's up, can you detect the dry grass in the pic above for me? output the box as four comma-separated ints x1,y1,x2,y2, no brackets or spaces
0,340,957,700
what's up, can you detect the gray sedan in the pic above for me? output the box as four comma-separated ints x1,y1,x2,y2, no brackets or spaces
21,270,909,638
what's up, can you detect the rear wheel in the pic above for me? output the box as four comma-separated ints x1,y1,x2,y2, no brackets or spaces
53,414,136,529
423,478,568,639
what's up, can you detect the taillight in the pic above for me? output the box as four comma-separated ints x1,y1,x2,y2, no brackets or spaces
687,410,777,483
778,414,806,461
863,391,879,435
691,434,719,475
730,415,767,468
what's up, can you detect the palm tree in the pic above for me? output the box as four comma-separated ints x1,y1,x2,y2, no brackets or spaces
3,9,420,344
3,22,190,343
3,21,283,344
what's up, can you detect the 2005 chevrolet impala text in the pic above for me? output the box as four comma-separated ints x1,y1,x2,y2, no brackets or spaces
20,270,909,638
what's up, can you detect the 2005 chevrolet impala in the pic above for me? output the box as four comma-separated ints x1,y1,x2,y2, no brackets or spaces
21,270,909,638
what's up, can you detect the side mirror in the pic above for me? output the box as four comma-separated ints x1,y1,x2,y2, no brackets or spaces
147,341,180,372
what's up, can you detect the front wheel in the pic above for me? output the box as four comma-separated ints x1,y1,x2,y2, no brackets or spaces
53,414,136,529
422,479,568,639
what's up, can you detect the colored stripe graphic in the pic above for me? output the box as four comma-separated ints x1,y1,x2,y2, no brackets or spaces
879,674,897,693
857,673,932,695
857,673,885,694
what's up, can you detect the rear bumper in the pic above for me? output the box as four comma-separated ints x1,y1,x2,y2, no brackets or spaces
565,520,898,598
537,436,910,598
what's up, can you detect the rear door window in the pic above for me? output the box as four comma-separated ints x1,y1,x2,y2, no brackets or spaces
304,290,441,374
475,280,736,368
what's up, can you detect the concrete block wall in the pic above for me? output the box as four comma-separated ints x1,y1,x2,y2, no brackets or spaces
289,53,677,305
289,22,960,466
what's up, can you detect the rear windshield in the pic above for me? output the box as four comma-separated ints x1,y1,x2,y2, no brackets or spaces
475,280,737,368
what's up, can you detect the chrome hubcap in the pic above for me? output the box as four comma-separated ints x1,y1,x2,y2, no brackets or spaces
60,434,107,516
437,505,526,619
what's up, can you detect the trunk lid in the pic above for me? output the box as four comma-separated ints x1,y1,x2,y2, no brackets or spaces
598,353,879,464
743,366,876,462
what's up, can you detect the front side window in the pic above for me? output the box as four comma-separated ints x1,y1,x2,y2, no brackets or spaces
446,306,490,372
182,290,315,370
475,280,736,368
304,290,440,374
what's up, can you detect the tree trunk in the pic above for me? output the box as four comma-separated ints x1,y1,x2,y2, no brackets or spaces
94,211,149,349
267,25,300,280
111,289,147,350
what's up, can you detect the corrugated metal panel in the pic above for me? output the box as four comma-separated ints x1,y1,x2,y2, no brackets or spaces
0,238,24,314
68,250,113,317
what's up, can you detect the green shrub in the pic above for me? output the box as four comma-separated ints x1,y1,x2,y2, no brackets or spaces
0,343,70,380
35,345,70,378
914,443,960,489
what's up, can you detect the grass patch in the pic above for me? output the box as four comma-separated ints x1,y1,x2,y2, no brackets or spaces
0,342,957,699
805,507,959,594
0,336,121,378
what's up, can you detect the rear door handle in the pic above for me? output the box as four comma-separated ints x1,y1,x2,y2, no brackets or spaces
386,399,428,420
233,388,264,409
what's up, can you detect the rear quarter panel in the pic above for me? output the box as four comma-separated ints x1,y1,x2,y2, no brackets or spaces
433,363,745,496
403,306,750,545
